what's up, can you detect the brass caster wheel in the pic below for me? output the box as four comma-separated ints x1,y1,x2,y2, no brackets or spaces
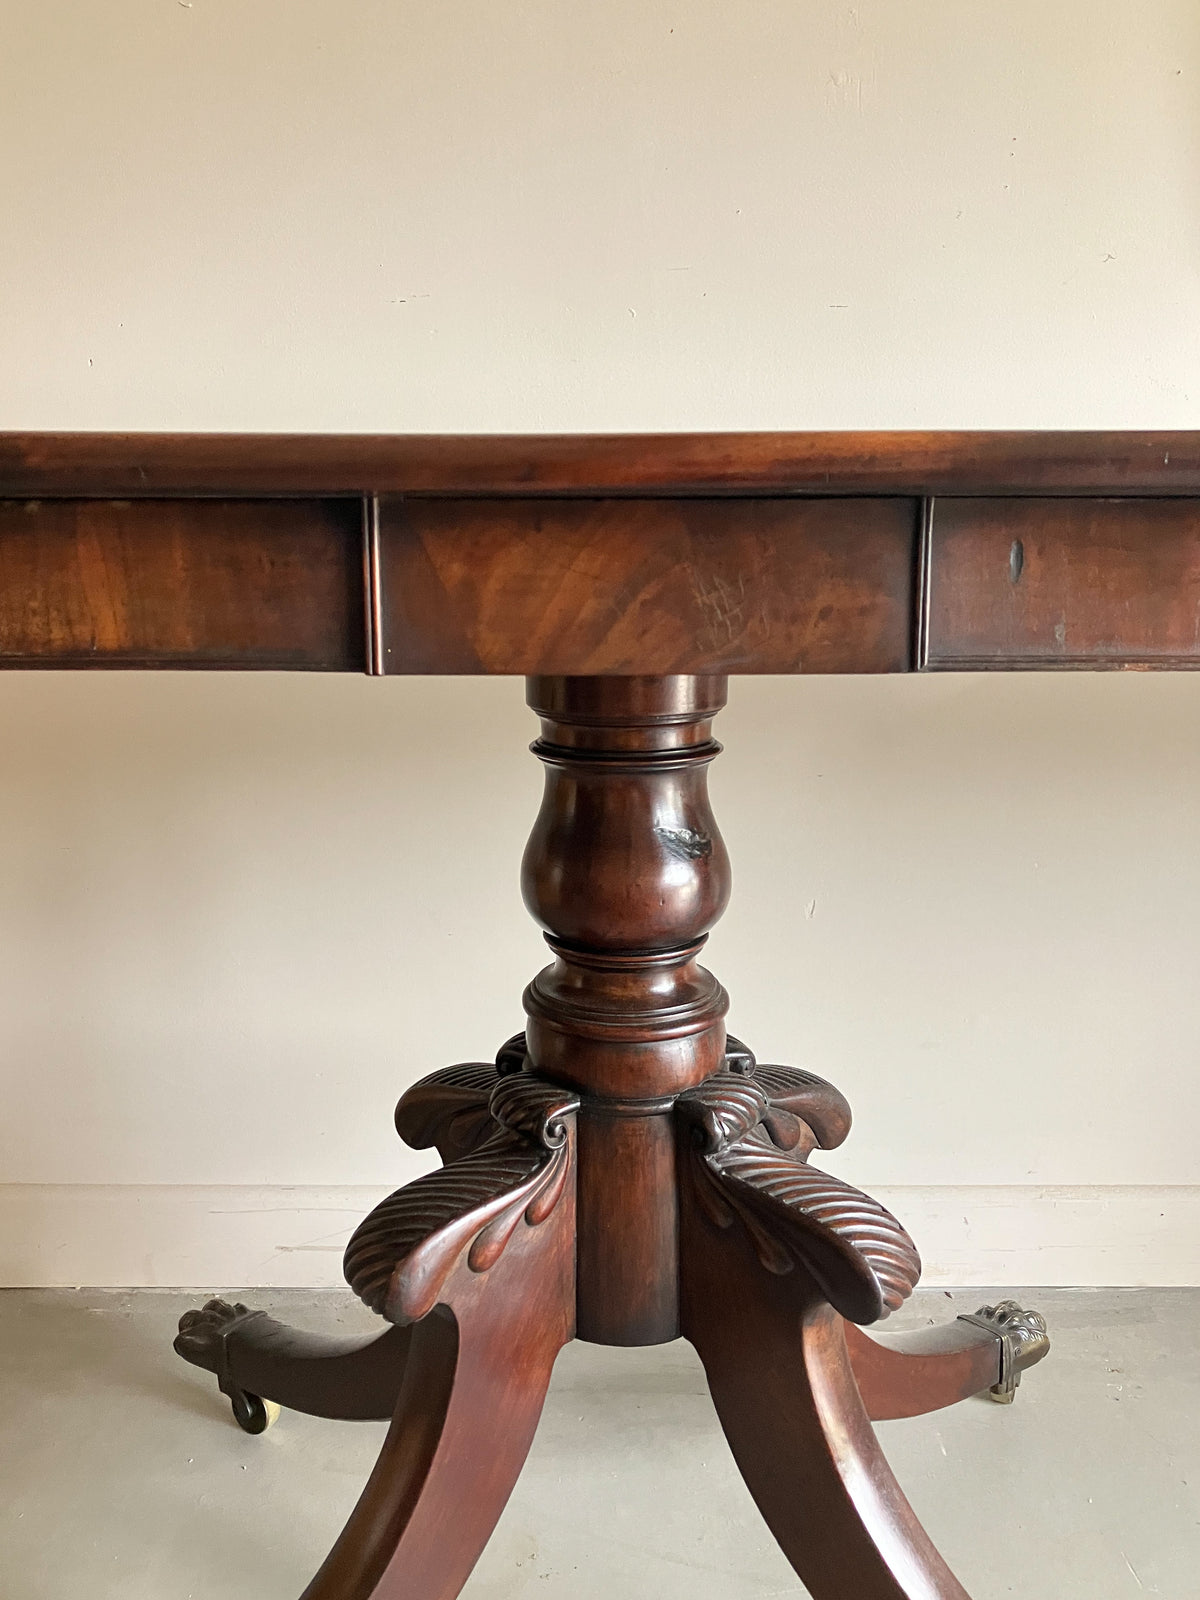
230,1389,282,1435
174,1297,283,1434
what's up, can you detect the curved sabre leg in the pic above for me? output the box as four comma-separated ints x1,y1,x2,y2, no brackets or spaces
683,1213,970,1600
677,1069,969,1600
301,1274,567,1600
844,1320,1001,1422
301,1067,578,1600
175,1302,410,1423
845,1301,1050,1421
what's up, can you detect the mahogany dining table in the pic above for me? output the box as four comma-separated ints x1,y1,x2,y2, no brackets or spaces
3,428,1195,1599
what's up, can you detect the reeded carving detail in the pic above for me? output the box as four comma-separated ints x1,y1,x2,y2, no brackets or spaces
489,1070,574,1147
679,1058,920,1325
495,1032,530,1076
348,1068,578,1325
680,1069,771,1147
718,1038,854,1154
392,1038,541,1160
750,1062,853,1154
394,1062,500,1161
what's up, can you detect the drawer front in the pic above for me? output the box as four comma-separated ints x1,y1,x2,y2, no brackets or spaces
377,496,918,674
924,498,1200,668
0,498,365,668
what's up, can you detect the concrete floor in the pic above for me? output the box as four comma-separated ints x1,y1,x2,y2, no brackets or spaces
0,1288,1195,1598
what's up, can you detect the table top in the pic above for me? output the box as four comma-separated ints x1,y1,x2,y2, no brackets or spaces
3,430,1200,675
4,429,1200,497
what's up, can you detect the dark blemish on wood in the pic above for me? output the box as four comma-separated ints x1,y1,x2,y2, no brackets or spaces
1009,539,1024,584
655,826,712,861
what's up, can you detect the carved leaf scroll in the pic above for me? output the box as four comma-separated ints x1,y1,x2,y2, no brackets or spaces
394,1062,500,1162
393,1035,536,1162
680,1063,920,1326
349,1068,578,1326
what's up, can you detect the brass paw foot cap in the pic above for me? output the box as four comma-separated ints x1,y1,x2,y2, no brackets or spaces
958,1300,1050,1403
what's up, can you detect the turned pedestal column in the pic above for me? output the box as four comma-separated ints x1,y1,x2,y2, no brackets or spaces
521,673,730,1345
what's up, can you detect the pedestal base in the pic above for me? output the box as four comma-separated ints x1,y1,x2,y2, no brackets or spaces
177,1036,1049,1600
175,675,1050,1599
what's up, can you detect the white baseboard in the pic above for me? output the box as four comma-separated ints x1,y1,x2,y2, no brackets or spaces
0,1183,1196,1289
0,1184,394,1291
872,1186,1198,1287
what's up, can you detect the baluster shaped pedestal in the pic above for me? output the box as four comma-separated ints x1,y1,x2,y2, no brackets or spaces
520,673,731,1345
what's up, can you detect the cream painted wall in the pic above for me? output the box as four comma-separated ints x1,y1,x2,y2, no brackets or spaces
1,0,1198,1285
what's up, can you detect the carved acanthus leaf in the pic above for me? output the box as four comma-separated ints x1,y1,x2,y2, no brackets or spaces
394,1062,501,1162
349,1074,578,1325
490,1070,574,1147
677,1070,770,1150
680,1061,919,1325
751,1063,852,1153
680,1063,852,1158
706,1130,920,1323
495,1032,530,1076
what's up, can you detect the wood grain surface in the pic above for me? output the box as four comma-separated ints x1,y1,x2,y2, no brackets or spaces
377,496,917,674
3,429,1200,497
0,497,364,668
925,496,1200,668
